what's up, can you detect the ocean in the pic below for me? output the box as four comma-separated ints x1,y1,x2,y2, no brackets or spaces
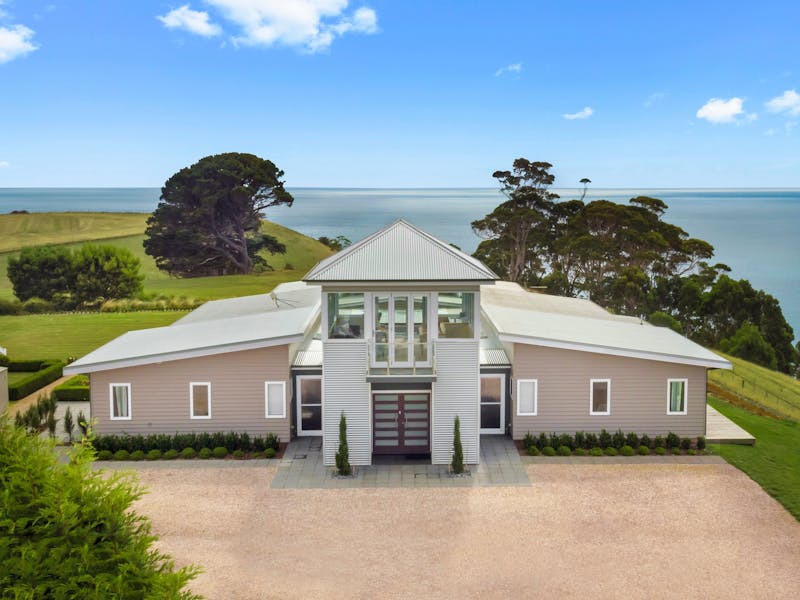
1,187,798,338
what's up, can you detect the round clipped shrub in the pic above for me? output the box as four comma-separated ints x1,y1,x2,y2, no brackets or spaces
164,449,179,460
671,447,682,455
687,449,697,456
620,445,635,456
251,451,265,459
637,445,651,455
130,450,145,461
696,436,707,451
573,448,588,456
680,437,691,451
527,445,541,456
113,449,130,461
264,447,277,459
556,445,571,456
145,449,162,461
654,435,666,449
655,446,666,456
541,446,556,456
96,450,113,461
604,447,618,456
180,447,197,459
640,434,652,448
589,447,603,457
212,446,228,459
232,449,245,460
198,447,212,459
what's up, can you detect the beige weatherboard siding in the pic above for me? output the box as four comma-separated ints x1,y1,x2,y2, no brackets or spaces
89,346,291,440
511,344,707,438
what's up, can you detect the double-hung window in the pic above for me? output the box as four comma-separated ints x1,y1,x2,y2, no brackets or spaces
190,382,211,419
590,379,611,415
109,383,131,420
265,381,286,419
667,379,688,415
516,379,538,416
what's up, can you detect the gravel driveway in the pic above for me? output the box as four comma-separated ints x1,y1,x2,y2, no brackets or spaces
127,463,800,599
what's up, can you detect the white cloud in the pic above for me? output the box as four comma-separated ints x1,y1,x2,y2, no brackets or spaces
184,1,380,52
695,97,754,124
494,62,522,77
0,160,10,168
644,91,666,107
562,106,594,120
157,5,221,37
0,24,38,64
765,89,800,116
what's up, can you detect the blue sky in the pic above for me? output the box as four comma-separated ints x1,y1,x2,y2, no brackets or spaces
0,0,798,187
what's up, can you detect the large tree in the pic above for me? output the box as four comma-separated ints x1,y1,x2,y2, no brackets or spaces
144,153,293,277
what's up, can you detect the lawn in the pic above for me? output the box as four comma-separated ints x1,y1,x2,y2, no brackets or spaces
7,372,30,385
708,395,800,521
0,312,187,360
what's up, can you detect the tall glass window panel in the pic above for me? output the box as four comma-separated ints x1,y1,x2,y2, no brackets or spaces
373,295,389,363
327,293,365,339
111,384,130,419
669,380,686,414
480,376,502,429
437,292,475,338
393,295,409,363
191,383,210,418
517,380,537,415
300,377,322,432
591,380,610,415
414,295,428,362
265,382,286,418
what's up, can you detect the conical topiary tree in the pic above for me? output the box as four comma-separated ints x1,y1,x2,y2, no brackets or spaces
451,415,464,474
63,406,74,442
335,412,351,476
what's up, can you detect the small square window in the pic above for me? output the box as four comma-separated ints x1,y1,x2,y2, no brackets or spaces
517,379,537,416
265,381,286,418
590,379,611,415
110,383,131,420
667,379,688,415
190,382,211,419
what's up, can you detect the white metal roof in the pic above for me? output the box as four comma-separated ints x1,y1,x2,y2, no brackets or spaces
481,282,731,369
304,219,498,282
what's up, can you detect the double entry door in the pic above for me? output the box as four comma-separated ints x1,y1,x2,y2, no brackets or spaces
373,294,429,367
373,393,430,454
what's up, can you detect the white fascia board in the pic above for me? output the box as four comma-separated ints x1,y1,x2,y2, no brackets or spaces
64,334,305,375
498,333,733,370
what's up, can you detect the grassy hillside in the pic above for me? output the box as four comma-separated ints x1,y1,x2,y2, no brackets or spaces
0,213,333,301
709,352,800,421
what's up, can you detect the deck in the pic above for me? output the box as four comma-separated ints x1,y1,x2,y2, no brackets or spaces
706,404,756,445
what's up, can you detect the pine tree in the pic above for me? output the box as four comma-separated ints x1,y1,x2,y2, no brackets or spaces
451,415,464,474
63,406,74,442
335,412,351,476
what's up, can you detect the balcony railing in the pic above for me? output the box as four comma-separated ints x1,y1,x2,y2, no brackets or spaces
367,338,436,377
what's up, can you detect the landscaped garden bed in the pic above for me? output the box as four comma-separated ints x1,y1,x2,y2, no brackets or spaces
92,431,286,461
516,429,708,457
1,356,64,401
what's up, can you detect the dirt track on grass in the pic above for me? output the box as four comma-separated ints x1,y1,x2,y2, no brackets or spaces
128,463,800,599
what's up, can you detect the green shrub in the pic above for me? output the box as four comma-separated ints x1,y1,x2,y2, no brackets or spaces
527,446,541,456
666,432,680,449
52,374,91,402
620,445,635,456
8,360,43,371
573,448,588,456
541,446,556,456
251,451,265,459
0,299,22,316
638,445,650,455
655,446,666,456
589,447,603,457
671,447,682,455
96,450,113,461
680,437,691,450
687,449,697,455
535,432,548,450
180,447,196,459
113,449,130,461
585,432,598,448
22,297,55,314
0,417,200,597
598,429,612,448
557,433,574,450
654,435,665,449
163,449,179,460
8,360,64,401
145,449,161,461
92,431,276,454
522,432,535,449
604,447,618,456
130,450,145,461
263,432,280,451
232,449,245,460
556,445,571,456
573,431,586,449
640,434,652,448
212,446,228,459
264,447,276,459
450,416,464,475
612,429,626,449
696,436,706,451
198,447,212,459
625,432,639,448
336,413,353,475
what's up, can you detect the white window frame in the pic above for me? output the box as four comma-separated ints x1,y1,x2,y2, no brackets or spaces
516,378,538,416
265,381,287,419
189,381,212,419
480,374,506,434
296,375,323,436
590,378,611,416
667,378,688,415
109,383,132,421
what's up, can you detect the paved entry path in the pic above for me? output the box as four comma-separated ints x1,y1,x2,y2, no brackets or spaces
271,434,530,489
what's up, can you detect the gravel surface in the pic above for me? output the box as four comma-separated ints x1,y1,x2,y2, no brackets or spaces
128,463,800,599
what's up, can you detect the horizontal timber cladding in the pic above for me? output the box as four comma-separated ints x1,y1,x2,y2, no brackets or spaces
511,344,707,438
322,340,371,466
89,346,291,440
432,340,480,464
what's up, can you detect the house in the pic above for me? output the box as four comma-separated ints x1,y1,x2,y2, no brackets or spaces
64,220,731,465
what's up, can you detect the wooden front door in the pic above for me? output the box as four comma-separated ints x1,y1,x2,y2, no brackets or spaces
372,393,430,454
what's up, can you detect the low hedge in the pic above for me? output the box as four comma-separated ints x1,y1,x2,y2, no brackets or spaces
52,375,90,402
93,431,280,454
522,429,705,455
8,360,64,401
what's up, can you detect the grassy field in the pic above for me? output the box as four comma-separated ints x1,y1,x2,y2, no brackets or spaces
709,395,800,521
0,213,333,301
709,353,800,421
0,312,187,360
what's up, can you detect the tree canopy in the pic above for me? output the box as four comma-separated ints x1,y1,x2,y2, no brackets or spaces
144,153,294,277
473,158,799,374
